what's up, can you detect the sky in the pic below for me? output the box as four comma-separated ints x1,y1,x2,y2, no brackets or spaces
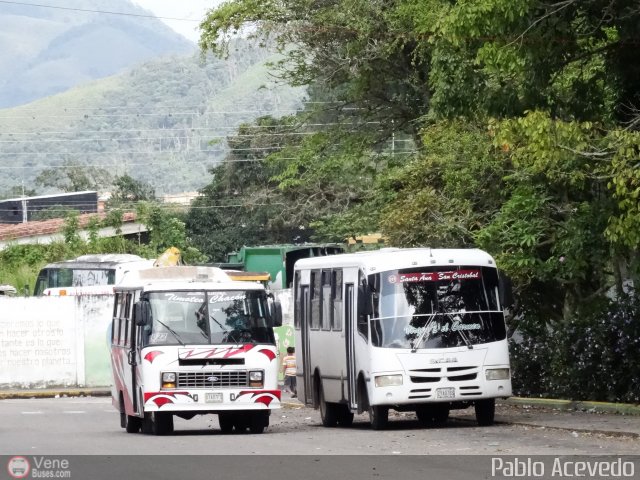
131,0,220,43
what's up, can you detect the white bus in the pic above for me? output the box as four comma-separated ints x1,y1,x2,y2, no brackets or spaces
110,266,283,435
293,248,512,429
34,254,154,296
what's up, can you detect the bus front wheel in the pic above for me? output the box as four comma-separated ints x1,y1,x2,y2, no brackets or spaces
249,411,269,434
475,398,496,426
143,412,174,435
369,405,389,430
125,415,142,433
218,413,234,433
416,404,449,427
119,394,141,433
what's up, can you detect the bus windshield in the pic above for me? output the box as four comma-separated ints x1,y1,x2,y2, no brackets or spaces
34,268,115,295
144,290,275,346
368,266,506,349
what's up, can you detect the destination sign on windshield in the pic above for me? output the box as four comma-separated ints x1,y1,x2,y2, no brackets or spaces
387,270,481,283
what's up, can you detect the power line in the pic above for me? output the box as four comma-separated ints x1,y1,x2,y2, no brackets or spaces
0,122,384,136
0,108,311,120
0,132,328,144
0,145,308,156
10,101,354,112
0,152,417,170
0,0,201,22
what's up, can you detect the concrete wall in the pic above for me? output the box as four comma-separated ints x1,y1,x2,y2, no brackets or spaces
0,295,112,389
0,290,296,389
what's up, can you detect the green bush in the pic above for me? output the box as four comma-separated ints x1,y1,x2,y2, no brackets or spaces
511,295,640,403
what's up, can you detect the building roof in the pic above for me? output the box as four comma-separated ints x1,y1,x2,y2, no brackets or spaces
0,211,137,242
0,191,97,203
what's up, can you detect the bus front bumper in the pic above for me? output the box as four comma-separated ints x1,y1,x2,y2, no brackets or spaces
370,379,512,407
142,389,281,412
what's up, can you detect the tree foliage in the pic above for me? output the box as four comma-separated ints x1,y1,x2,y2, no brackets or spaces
35,162,112,193
197,0,640,400
108,174,156,208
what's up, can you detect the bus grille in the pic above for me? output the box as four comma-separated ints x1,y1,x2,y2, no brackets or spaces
177,371,248,388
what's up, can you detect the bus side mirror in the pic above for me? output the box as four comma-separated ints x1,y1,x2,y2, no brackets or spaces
498,272,514,309
270,299,283,327
357,283,372,317
134,301,151,326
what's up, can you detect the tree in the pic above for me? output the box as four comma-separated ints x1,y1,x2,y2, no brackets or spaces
108,174,156,208
187,116,305,261
200,0,438,144
428,0,638,123
0,186,37,199
35,162,112,192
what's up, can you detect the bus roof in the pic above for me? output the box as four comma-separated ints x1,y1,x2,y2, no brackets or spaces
116,266,266,292
41,254,149,270
293,248,496,272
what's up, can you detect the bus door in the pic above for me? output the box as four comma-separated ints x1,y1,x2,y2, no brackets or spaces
345,283,357,410
126,294,141,415
300,286,313,405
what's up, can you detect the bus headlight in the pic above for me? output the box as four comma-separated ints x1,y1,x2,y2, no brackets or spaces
249,370,264,388
485,368,510,381
162,372,177,389
374,374,403,387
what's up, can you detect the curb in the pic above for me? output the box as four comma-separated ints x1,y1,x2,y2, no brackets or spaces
0,389,111,400
500,397,640,416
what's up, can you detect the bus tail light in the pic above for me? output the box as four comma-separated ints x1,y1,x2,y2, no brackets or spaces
485,368,510,380
162,372,177,389
249,371,264,388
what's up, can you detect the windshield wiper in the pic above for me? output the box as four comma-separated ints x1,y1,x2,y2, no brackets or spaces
410,312,475,351
449,314,474,350
153,319,185,346
410,314,437,352
209,315,230,335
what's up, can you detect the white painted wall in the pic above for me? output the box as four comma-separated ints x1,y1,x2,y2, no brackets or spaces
0,295,113,389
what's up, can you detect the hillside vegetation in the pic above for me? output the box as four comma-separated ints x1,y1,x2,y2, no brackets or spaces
0,42,305,195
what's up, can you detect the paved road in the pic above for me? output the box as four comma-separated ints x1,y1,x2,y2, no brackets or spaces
2,396,640,480
0,396,638,456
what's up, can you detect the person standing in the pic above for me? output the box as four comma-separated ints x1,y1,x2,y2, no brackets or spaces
281,346,297,398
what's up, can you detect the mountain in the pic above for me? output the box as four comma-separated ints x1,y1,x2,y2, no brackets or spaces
0,41,305,196
0,0,195,108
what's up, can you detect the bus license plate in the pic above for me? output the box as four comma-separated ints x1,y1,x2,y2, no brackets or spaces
205,392,223,403
436,388,455,399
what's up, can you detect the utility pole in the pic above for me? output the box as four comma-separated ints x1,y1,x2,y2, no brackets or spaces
21,180,27,223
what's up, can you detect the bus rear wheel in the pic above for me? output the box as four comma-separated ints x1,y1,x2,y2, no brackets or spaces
336,405,354,427
475,398,496,426
319,384,338,427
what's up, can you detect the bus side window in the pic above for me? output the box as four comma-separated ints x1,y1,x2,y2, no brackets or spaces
112,293,121,344
321,270,332,331
294,271,301,330
310,270,321,330
332,269,343,331
357,273,370,341
123,293,132,346
117,294,127,346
